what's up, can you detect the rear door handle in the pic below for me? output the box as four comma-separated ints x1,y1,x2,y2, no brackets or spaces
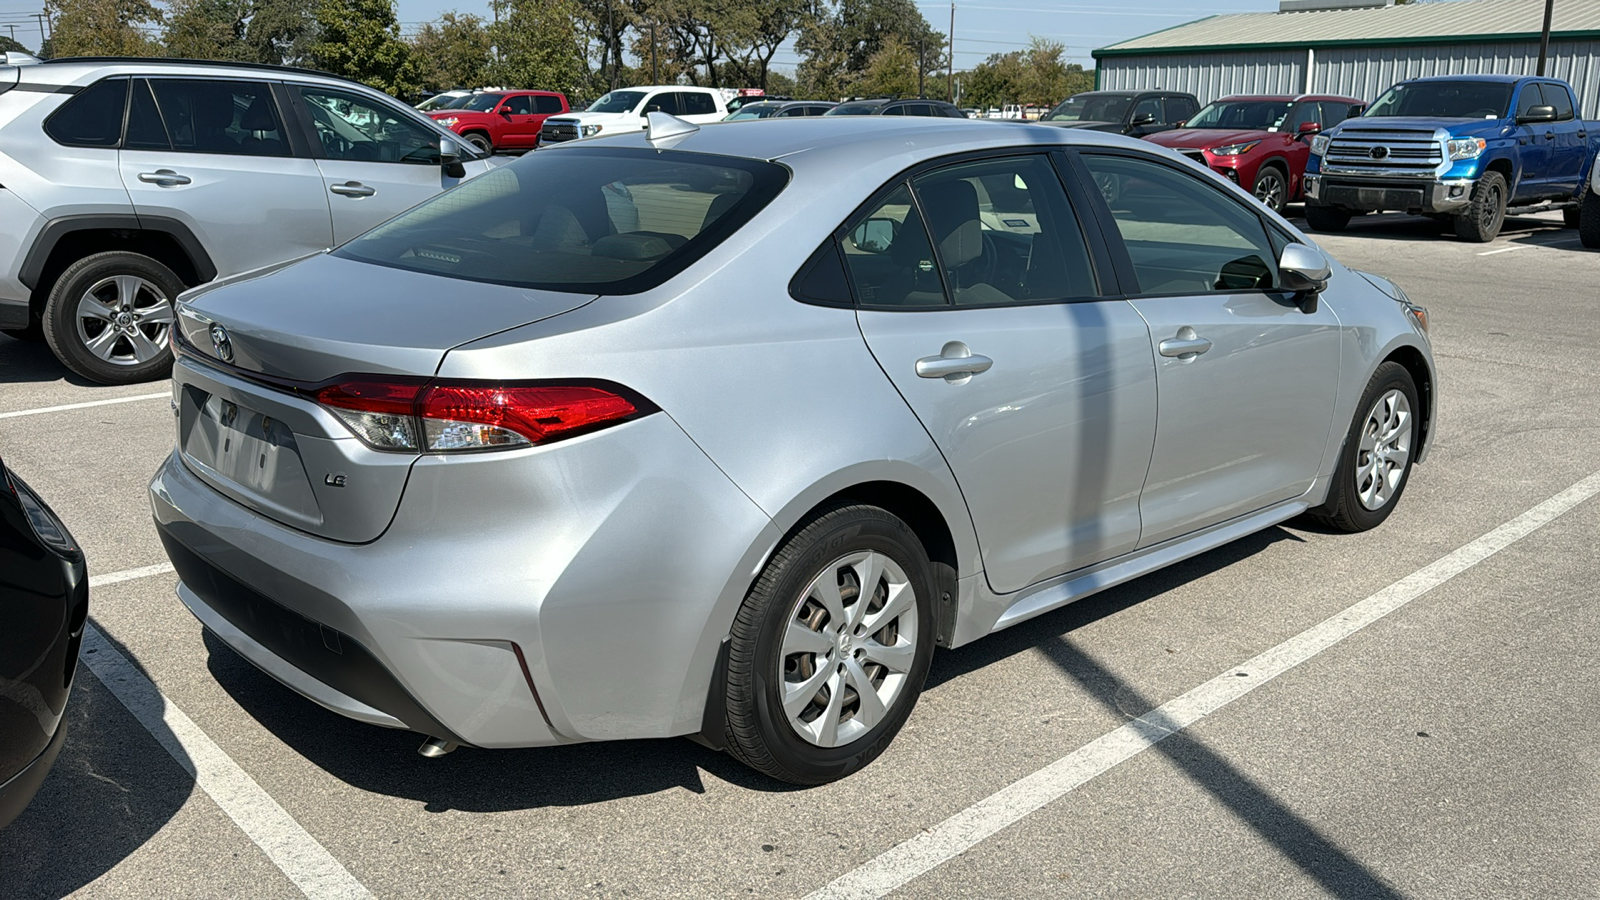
137,169,191,186
915,341,993,380
1159,327,1213,360
330,182,375,197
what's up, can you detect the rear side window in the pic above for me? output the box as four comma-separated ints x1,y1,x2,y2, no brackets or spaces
148,79,288,157
535,95,564,114
335,147,789,293
45,78,127,147
1081,153,1277,295
678,92,717,116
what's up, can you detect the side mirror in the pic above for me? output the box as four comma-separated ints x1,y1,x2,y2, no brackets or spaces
1130,112,1157,127
499,108,513,118
1296,121,1322,138
1278,243,1331,298
1174,119,1187,128
440,140,467,179
849,217,899,253
1517,104,1557,124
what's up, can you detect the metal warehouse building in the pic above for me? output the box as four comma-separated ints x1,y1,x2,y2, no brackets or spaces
1093,0,1600,117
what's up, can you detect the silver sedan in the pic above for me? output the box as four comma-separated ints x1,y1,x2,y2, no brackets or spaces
150,114,1436,784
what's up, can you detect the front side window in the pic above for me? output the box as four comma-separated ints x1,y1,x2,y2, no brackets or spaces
297,87,443,164
1081,153,1277,296
1365,81,1513,119
144,79,288,157
45,78,127,147
1516,83,1547,118
335,147,788,293
504,95,534,115
643,93,679,115
1130,97,1163,124
1043,93,1132,124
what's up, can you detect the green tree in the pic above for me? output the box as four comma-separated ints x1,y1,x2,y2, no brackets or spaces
410,11,490,92
723,0,805,90
164,0,253,60
489,0,587,94
0,35,31,55
795,8,848,99
46,0,163,57
857,34,916,98
312,0,418,96
243,0,319,66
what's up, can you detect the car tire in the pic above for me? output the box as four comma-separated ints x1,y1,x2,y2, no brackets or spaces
1304,204,1351,232
1309,361,1419,533
1579,188,1600,248
723,503,937,785
1451,170,1507,243
465,133,492,153
42,251,183,385
1252,165,1288,214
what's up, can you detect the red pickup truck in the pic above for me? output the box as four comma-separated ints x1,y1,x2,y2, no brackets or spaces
428,90,569,153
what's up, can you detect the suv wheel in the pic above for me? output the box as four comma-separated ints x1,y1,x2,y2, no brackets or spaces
464,132,492,153
43,251,182,385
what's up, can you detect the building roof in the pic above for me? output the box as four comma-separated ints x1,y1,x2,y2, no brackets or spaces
1096,0,1600,58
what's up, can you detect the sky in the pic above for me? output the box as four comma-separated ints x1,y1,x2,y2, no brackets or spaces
0,0,1285,70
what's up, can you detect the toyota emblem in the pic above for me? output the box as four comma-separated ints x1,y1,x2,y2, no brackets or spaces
210,323,234,363
1370,145,1390,160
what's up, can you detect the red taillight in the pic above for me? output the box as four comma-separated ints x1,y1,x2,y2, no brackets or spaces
313,377,645,453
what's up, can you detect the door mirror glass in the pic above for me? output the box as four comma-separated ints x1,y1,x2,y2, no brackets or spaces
1278,243,1331,294
849,218,898,253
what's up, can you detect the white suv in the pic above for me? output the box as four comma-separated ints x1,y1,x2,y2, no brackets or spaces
0,57,495,384
539,86,728,145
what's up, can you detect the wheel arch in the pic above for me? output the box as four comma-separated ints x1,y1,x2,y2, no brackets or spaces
1382,342,1435,464
21,214,216,314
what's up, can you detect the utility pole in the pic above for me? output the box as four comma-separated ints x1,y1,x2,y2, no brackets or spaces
608,0,618,90
918,36,925,98
947,3,955,103
651,19,658,84
1536,0,1554,76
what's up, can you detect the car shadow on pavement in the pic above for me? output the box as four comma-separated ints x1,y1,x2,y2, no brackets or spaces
0,639,195,897
1295,212,1571,245
0,334,102,387
200,630,798,813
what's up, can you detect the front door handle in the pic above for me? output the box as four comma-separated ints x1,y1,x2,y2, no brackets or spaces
330,181,376,197
137,169,191,186
915,341,993,380
1159,326,1213,360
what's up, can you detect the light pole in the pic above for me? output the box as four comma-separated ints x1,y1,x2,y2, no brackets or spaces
1536,0,1554,76
947,3,955,103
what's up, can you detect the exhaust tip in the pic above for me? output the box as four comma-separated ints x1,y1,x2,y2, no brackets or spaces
418,737,458,758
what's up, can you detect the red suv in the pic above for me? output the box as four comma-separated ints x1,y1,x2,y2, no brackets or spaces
428,90,569,153
1144,94,1365,213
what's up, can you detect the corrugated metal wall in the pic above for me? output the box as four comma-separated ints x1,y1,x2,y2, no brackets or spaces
1101,41,1600,117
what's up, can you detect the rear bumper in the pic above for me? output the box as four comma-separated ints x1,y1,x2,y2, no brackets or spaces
149,409,774,748
0,720,67,830
1305,174,1475,214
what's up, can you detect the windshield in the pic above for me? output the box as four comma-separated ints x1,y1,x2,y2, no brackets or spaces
1364,81,1514,119
460,93,505,112
416,93,464,111
1185,100,1291,130
1043,94,1132,123
336,148,789,294
588,90,647,114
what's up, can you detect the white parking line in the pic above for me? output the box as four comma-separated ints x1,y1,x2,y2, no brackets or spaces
0,391,167,420
807,469,1600,900
83,567,372,899
1477,245,1530,256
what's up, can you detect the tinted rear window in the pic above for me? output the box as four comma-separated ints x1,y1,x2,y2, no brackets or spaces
46,78,127,147
336,147,789,294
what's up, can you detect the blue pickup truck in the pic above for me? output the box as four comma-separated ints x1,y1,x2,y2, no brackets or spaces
1302,74,1600,242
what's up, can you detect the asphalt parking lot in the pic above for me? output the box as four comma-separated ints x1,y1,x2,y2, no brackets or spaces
2,209,1598,899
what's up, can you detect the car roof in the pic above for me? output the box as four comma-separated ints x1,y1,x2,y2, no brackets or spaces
619,84,722,93
26,56,368,88
1398,74,1527,84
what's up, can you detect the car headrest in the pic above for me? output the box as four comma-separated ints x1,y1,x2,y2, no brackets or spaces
913,179,983,269
240,95,278,132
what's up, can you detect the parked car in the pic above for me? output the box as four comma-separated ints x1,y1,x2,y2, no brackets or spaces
1,453,87,829
1304,75,1600,241
539,86,729,144
1036,90,1199,137
724,100,837,120
0,57,497,384
428,90,569,153
824,98,966,118
152,114,1435,785
727,93,791,114
415,90,473,112
1581,147,1600,248
1145,94,1365,213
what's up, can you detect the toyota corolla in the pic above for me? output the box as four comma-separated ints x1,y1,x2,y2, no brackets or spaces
150,114,1435,784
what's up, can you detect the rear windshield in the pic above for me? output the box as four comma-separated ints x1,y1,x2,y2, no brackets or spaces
1043,94,1132,123
335,147,789,294
1364,81,1514,119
